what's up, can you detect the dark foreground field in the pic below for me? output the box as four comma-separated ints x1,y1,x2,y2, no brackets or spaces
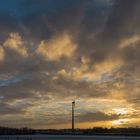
0,135,140,140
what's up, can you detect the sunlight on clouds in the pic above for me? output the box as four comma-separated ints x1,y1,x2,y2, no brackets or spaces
36,33,77,61
111,107,140,127
112,119,130,126
81,56,91,64
74,58,122,81
108,90,126,100
3,33,28,57
119,35,140,48
0,0,140,129
56,57,122,82
85,99,128,114
112,108,131,115
0,47,4,61
93,58,122,77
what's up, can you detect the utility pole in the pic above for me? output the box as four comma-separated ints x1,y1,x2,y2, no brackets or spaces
72,101,75,132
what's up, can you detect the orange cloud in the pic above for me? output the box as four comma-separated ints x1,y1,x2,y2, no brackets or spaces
3,33,28,57
0,47,4,62
36,33,77,61
119,35,140,48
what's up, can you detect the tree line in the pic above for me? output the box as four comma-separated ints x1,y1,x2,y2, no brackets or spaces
0,126,140,136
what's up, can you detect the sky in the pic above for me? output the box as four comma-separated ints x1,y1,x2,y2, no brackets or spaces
0,0,140,129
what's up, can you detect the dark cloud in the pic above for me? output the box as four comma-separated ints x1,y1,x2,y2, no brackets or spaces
0,102,25,115
77,0,140,65
77,111,120,122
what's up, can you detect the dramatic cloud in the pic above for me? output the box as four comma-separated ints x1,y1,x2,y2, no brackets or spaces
36,33,77,61
3,33,28,58
0,0,140,128
0,47,4,62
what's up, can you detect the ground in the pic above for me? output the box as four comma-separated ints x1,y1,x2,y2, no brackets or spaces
0,135,140,140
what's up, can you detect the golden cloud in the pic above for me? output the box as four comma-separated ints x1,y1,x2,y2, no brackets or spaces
56,57,122,82
0,47,5,62
119,35,140,48
36,33,77,61
3,33,28,57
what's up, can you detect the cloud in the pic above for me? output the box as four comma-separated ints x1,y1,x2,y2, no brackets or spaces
0,102,25,115
3,33,28,57
36,33,77,61
119,35,140,49
77,111,120,123
0,0,140,128
0,46,4,62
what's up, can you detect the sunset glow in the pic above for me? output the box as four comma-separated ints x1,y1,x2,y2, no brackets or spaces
0,0,140,129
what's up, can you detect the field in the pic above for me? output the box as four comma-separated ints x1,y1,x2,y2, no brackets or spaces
0,135,140,140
